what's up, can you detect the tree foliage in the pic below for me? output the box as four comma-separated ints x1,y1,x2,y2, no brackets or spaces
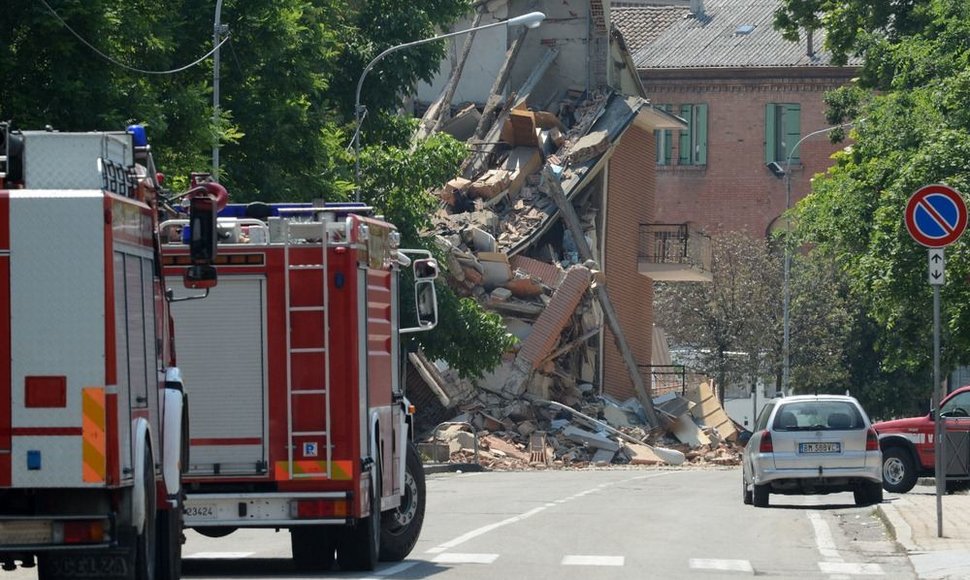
655,233,781,393
0,0,517,379
775,0,970,415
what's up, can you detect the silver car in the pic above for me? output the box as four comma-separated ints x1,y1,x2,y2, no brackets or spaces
741,394,883,507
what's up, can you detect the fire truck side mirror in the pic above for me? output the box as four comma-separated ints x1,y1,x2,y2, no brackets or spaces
183,195,219,289
184,265,218,289
413,258,438,281
414,280,438,330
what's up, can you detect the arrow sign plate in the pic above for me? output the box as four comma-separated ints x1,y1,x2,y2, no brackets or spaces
929,248,945,285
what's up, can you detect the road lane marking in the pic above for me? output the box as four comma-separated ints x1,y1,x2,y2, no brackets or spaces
184,551,254,559
375,561,420,575
426,471,680,555
432,552,499,564
808,511,843,562
425,505,547,554
689,558,754,573
562,555,624,566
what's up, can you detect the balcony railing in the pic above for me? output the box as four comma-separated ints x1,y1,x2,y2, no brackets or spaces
638,223,713,282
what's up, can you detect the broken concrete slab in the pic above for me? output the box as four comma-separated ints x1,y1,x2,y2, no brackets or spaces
562,425,620,452
503,146,543,197
670,413,711,447
687,382,739,442
477,251,512,289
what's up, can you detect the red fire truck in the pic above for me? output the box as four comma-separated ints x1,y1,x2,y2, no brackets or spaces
0,124,222,578
159,200,438,571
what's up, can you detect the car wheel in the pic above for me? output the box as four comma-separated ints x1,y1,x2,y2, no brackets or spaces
753,483,769,507
742,474,752,505
882,447,918,494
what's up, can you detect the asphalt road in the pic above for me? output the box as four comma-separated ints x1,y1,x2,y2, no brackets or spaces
5,467,917,579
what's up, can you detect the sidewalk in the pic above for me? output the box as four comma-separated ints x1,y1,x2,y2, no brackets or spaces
878,482,970,579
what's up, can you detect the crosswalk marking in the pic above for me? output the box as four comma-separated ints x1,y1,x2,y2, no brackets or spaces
561,555,624,566
431,552,500,564
689,558,754,573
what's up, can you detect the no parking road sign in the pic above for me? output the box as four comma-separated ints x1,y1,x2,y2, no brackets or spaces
905,184,968,248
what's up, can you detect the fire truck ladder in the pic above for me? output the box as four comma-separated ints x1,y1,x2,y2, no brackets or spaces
282,213,333,479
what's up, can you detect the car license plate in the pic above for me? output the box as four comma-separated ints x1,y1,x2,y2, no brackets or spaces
184,503,218,520
799,442,841,454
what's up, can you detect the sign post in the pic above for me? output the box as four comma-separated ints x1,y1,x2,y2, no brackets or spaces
904,183,968,538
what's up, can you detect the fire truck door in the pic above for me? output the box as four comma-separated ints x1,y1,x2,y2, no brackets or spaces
171,277,268,476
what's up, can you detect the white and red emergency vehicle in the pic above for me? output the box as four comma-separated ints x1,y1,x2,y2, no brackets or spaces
0,123,223,579
159,200,438,571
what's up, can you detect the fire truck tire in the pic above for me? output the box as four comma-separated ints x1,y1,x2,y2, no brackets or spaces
134,445,158,580
379,442,426,561
290,526,335,571
882,446,918,494
335,464,380,571
155,492,183,580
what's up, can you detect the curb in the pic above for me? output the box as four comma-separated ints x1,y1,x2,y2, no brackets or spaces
877,498,916,552
423,462,486,475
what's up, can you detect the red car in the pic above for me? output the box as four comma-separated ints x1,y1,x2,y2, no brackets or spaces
873,385,970,493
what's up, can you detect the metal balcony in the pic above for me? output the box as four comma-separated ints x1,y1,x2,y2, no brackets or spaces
638,223,712,282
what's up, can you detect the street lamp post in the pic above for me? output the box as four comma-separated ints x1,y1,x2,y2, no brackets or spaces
352,11,546,201
212,0,227,179
778,119,863,392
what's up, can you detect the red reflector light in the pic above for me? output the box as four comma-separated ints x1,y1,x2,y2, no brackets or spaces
866,427,879,451
759,430,773,453
63,520,106,544
292,499,347,519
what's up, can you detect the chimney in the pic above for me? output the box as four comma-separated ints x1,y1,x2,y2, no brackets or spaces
690,0,704,18
806,28,815,57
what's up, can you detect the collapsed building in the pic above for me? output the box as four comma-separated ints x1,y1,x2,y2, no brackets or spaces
404,0,728,468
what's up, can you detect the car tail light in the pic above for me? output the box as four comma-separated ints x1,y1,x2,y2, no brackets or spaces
866,427,879,451
759,430,773,453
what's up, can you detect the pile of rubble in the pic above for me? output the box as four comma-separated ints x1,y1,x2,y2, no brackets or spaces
417,380,743,471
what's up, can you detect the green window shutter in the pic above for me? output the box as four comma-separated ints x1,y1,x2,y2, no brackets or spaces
765,103,777,164
663,104,673,164
654,105,673,165
679,104,692,165
694,104,708,165
784,104,802,164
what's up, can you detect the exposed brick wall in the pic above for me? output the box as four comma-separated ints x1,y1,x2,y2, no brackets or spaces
517,266,592,369
603,124,655,401
644,74,856,237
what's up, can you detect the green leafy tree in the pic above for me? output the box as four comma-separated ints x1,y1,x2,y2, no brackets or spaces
775,0,970,415
1,0,514,379
655,232,782,396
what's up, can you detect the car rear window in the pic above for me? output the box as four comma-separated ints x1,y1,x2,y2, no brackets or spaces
772,401,864,431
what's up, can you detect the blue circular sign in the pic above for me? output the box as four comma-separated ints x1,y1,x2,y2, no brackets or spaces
905,184,968,248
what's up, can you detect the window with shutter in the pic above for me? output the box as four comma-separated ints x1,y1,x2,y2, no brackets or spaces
677,104,708,166
765,103,801,164
654,104,673,165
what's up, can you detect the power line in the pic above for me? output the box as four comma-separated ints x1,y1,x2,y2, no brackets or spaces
38,0,229,75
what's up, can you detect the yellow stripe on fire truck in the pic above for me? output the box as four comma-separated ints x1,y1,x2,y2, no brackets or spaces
274,460,353,480
81,387,107,483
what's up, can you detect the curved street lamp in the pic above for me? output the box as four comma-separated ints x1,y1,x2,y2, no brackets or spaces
775,118,865,392
352,11,546,201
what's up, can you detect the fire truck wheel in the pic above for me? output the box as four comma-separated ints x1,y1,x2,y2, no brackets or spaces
155,492,183,580
379,442,426,561
882,446,918,494
135,445,158,580
290,526,335,571
336,463,380,571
